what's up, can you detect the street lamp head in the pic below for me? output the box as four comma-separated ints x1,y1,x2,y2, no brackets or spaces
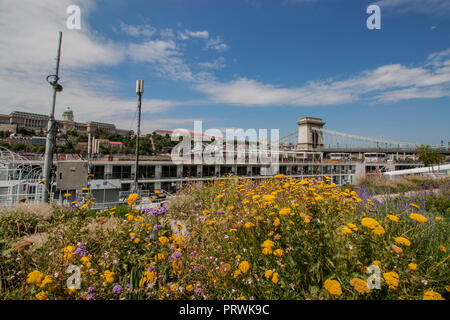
136,80,144,94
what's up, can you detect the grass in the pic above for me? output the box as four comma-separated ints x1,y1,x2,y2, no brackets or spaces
0,175,448,300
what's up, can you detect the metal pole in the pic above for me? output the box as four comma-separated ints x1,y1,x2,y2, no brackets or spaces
42,32,63,203
134,80,144,193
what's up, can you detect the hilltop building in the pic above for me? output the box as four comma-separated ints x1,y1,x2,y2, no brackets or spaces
0,108,132,136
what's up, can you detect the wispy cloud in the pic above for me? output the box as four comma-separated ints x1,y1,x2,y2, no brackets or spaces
117,22,157,37
374,0,450,16
194,49,450,106
205,36,229,52
0,0,194,131
198,57,226,70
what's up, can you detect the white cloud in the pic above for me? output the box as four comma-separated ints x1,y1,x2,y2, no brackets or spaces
0,0,192,133
186,30,209,39
178,29,210,40
194,49,450,106
118,22,156,37
198,57,226,70
205,36,229,52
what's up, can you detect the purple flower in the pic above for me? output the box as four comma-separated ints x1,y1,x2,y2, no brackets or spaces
216,211,225,214
86,287,95,295
147,265,155,272
113,285,122,294
193,266,199,272
170,245,175,250
186,232,191,236
195,288,202,296
130,236,136,241
149,234,155,239
190,251,196,256
173,251,182,259
87,294,96,300
74,243,89,257
153,225,162,232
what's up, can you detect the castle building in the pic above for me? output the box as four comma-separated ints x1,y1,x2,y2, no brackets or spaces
0,108,132,136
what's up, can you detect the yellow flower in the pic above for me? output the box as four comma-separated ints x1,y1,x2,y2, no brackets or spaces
263,194,276,202
271,272,279,284
265,270,273,279
347,223,357,229
423,290,444,300
395,237,411,247
217,194,224,199
238,261,250,273
435,216,443,221
101,270,115,284
244,222,255,228
409,203,419,209
279,207,291,215
159,236,169,245
39,275,54,288
233,269,241,278
273,217,280,227
134,238,140,244
127,193,139,206
408,263,418,271
35,291,49,300
324,279,342,296
383,271,399,290
372,225,385,235
387,215,399,222
262,247,272,255
409,213,428,223
26,270,44,286
361,217,381,230
186,284,193,292
129,232,136,237
66,286,77,294
273,249,283,257
63,245,76,262
261,239,275,249
438,245,446,252
342,226,352,235
236,296,247,300
349,278,370,294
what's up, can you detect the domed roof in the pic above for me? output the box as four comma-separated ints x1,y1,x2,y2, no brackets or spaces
63,106,73,114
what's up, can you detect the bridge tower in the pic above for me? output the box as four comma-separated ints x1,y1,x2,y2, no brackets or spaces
297,117,325,150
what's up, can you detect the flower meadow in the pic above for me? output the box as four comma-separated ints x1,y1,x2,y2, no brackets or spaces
0,175,448,300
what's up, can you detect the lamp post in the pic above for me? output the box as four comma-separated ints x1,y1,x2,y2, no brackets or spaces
42,31,63,203
134,80,144,193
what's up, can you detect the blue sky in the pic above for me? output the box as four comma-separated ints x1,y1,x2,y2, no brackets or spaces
0,0,449,145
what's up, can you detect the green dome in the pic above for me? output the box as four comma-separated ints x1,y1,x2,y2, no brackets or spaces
63,107,73,114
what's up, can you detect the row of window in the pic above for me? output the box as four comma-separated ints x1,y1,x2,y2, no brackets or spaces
91,164,356,180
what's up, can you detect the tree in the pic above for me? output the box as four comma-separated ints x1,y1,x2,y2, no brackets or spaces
417,145,445,169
